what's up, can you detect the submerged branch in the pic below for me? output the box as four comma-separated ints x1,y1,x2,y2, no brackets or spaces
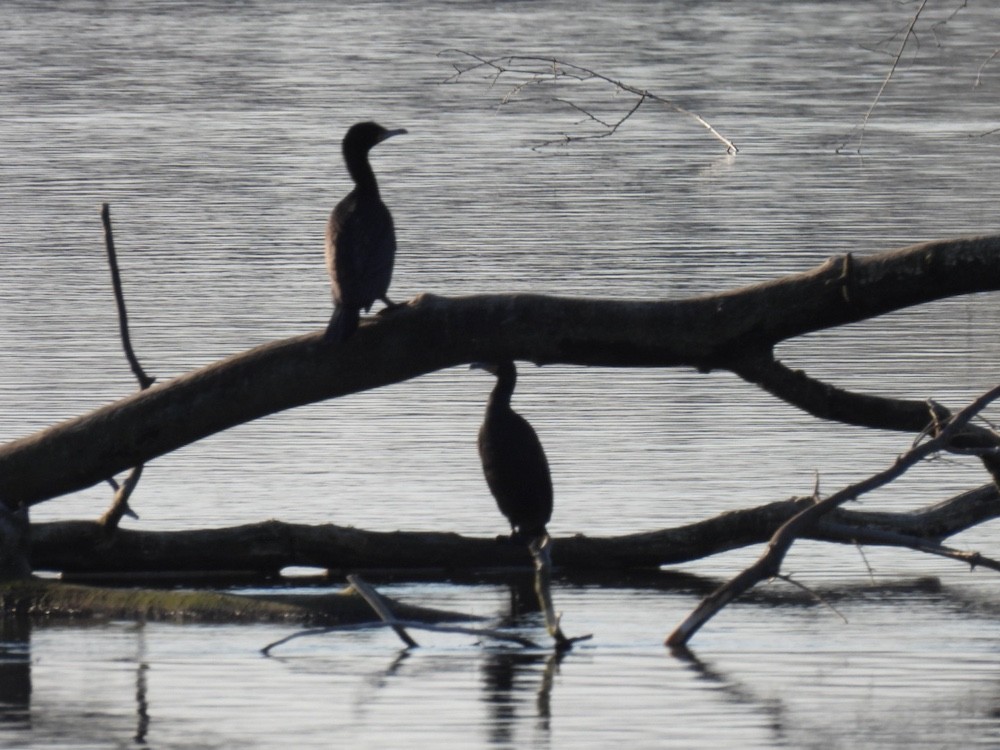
347,574,419,648
0,577,472,626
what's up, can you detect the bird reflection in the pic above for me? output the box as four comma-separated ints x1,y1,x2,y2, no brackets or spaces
0,615,31,730
131,622,150,744
481,647,565,741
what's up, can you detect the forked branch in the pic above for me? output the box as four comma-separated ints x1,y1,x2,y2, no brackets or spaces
441,50,738,154
666,383,1000,648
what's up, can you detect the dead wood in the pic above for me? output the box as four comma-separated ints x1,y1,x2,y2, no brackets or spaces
666,384,1000,648
2,235,1000,512
27,484,1000,577
97,203,156,530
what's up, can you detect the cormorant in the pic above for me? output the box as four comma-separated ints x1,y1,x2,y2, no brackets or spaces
473,361,553,541
324,121,407,342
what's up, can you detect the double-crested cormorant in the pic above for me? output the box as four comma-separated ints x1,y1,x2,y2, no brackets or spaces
324,121,407,342
473,361,553,540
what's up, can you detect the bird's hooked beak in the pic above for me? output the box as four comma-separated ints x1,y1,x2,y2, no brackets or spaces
381,128,408,142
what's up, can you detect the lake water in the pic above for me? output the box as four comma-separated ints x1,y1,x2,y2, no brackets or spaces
3,0,1000,747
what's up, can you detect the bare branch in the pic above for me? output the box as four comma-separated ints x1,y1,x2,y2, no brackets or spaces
930,0,968,46
440,50,738,154
346,574,419,648
817,518,1000,573
666,382,1000,648
261,618,541,656
538,93,647,149
837,0,929,154
101,204,155,391
975,48,999,88
99,204,156,530
97,466,143,529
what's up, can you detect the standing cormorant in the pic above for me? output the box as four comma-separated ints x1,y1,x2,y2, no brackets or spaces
473,361,553,541
324,121,407,342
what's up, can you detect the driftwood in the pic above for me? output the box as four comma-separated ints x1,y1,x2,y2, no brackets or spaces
28,484,1000,576
2,235,1000,512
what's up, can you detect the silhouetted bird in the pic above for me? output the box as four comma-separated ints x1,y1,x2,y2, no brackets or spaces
473,361,553,541
324,121,407,342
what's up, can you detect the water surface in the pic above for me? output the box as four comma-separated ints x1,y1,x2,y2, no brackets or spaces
2,0,1000,747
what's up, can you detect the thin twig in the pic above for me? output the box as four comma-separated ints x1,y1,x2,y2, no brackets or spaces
539,93,648,149
440,50,738,154
775,574,849,624
975,48,999,88
838,0,929,153
98,465,142,527
261,619,541,656
818,519,1000,573
347,574,419,648
101,204,155,390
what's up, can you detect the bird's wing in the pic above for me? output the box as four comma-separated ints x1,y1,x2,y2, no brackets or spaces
327,195,396,308
479,413,554,504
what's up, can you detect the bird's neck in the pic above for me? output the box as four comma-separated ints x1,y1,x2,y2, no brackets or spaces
346,153,379,195
488,366,517,409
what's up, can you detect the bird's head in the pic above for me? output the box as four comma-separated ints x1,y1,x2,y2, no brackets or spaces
343,121,408,155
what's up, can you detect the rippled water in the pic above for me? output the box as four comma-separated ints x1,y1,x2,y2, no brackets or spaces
2,0,1000,747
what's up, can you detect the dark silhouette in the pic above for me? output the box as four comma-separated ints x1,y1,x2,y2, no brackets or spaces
473,361,553,540
324,121,407,342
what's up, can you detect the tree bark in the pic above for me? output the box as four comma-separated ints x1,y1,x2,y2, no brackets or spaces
2,234,1000,511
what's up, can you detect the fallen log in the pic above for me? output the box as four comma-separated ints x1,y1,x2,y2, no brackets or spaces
29,484,1000,576
3,235,1000,511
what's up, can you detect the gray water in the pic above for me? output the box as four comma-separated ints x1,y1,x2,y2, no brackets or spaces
3,0,1000,747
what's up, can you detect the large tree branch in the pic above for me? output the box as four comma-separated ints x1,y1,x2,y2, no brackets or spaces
2,235,999,509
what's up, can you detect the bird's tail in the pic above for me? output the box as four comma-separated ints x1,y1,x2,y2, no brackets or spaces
324,305,360,343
